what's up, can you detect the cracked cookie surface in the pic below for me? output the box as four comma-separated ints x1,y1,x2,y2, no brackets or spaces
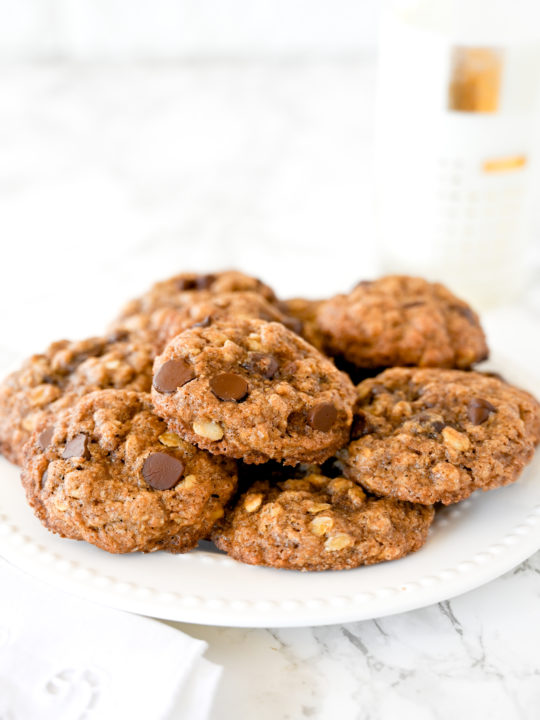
0,335,154,465
152,318,356,465
317,275,489,369
21,389,237,553
212,468,434,570
338,368,539,505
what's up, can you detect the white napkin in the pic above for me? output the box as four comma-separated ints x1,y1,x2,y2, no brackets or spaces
0,559,221,720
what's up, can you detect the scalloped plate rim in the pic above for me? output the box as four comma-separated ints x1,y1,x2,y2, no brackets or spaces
0,350,539,627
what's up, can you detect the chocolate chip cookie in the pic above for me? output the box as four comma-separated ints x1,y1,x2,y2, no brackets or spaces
0,336,154,466
338,368,539,505
317,275,489,369
116,270,277,323
152,318,357,465
21,389,237,553
212,468,434,570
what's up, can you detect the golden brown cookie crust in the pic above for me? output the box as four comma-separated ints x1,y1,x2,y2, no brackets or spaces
21,389,237,553
212,470,434,571
317,275,489,369
0,336,154,465
152,318,356,465
338,368,539,505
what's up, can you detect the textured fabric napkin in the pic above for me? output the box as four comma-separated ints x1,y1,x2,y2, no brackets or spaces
0,559,221,720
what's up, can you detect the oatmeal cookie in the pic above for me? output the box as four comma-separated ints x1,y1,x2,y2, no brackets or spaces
338,368,539,505
152,318,356,465
21,389,237,554
317,275,488,369
0,335,154,465
212,469,434,570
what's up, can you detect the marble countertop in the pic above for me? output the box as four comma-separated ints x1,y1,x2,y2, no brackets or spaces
179,556,540,720
1,60,540,720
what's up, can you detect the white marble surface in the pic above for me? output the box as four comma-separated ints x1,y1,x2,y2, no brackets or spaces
1,60,540,720
177,558,540,720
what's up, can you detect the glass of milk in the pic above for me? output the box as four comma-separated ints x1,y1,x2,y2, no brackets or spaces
374,0,540,308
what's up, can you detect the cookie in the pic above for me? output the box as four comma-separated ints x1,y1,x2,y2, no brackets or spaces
114,291,301,355
279,298,325,351
338,368,539,505
317,275,489,369
0,335,154,465
151,318,356,465
21,389,237,554
116,270,277,322
212,468,434,571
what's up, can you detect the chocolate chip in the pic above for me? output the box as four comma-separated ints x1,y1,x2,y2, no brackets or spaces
153,359,195,393
243,353,279,379
308,402,338,432
210,373,249,401
351,411,371,439
41,468,48,488
142,453,185,490
62,433,89,460
410,412,446,437
192,315,212,328
468,397,496,425
38,426,54,451
176,278,197,291
195,274,216,290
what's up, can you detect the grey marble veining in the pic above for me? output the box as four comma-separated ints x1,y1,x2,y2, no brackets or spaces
178,550,540,719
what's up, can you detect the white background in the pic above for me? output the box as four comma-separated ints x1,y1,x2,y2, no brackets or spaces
0,0,379,59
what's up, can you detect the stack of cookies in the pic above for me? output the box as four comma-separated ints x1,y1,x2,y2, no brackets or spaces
1,271,539,571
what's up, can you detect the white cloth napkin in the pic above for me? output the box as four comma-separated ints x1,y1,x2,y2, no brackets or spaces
0,559,221,720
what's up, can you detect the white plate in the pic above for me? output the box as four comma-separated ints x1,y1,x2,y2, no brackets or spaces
1,354,539,627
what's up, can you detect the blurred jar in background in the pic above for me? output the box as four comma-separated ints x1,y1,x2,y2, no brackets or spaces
374,0,540,308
